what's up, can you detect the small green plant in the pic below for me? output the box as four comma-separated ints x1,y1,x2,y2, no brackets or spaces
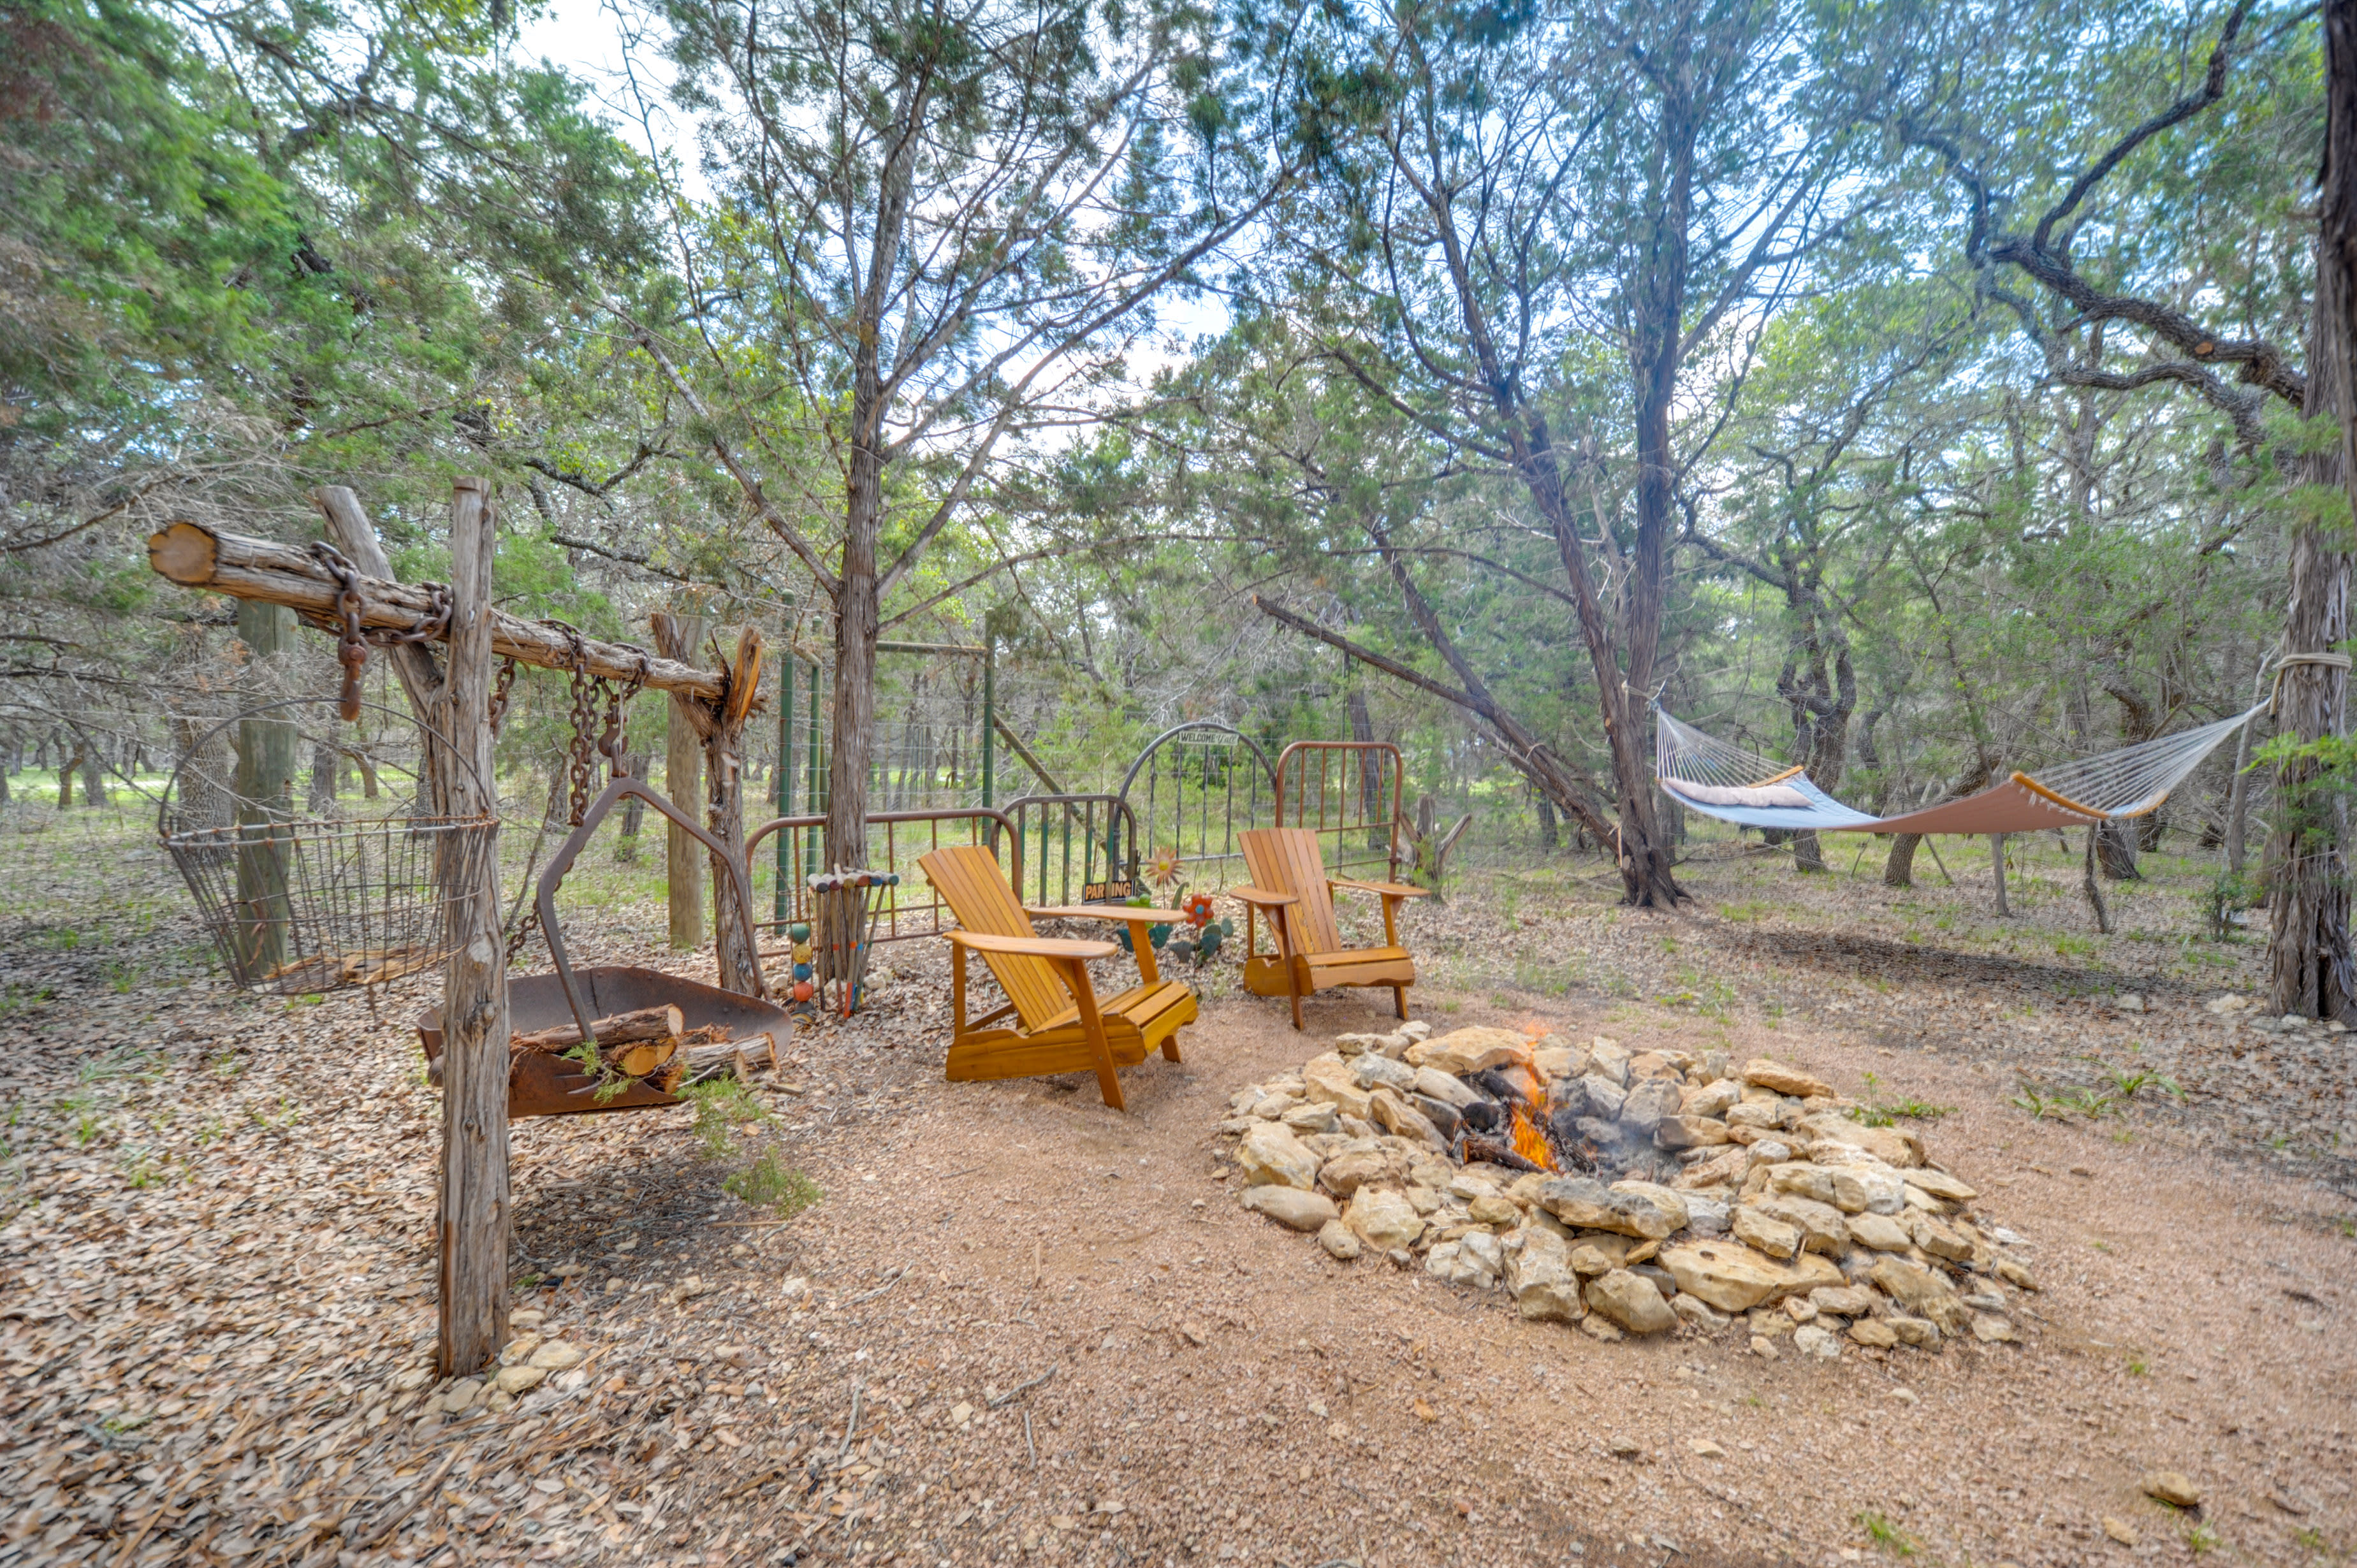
2126,1353,2149,1376
2105,1066,2186,1104
75,1111,102,1147
682,1077,771,1158
2202,868,2259,941
2295,1527,2328,1551
2184,1521,2220,1555
725,1151,822,1216
1853,1510,1918,1557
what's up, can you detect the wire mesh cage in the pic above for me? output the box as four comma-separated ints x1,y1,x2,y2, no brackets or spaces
159,699,499,995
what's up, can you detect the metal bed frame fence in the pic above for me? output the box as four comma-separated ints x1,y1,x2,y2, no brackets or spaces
1002,793,1141,907
1273,740,1408,883
1115,722,1278,893
746,807,1018,948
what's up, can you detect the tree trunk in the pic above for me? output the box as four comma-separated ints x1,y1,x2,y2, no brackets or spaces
233,602,296,976
2270,3,2357,1020
1990,834,2010,918
827,484,881,878
307,736,341,817
701,632,761,996
80,736,108,808
2082,827,2115,934
435,477,511,1377
55,739,79,809
1536,794,1559,850
1348,685,1386,850
1883,833,1922,889
2096,820,2142,880
662,604,708,952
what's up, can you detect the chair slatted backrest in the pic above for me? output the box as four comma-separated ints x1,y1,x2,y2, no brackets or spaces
918,845,1072,1029
1239,828,1344,956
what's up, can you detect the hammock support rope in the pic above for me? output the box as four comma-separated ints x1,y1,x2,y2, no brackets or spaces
1654,703,2265,838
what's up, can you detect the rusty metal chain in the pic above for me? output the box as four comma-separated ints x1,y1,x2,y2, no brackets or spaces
597,653,649,784
307,543,455,723
309,543,372,722
543,621,599,827
487,656,520,736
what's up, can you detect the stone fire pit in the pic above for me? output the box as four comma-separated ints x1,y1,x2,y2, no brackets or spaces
1217,1024,2034,1357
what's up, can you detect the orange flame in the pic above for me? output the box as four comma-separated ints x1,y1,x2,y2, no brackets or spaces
1508,1102,1558,1172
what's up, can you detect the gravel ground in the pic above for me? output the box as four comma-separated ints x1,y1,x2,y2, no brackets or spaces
1,810,2352,1568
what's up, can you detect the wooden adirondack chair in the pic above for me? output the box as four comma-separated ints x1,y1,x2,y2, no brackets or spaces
917,844,1199,1111
1232,827,1428,1029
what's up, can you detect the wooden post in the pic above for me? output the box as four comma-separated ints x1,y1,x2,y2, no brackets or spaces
660,604,708,951
232,600,297,975
436,479,511,1376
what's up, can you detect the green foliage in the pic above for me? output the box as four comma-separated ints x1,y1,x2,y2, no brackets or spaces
724,1152,821,1217
681,1077,771,1159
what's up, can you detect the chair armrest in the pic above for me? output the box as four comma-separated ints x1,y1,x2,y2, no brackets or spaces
1227,885,1297,908
1330,877,1430,900
1026,904,1192,925
945,930,1119,961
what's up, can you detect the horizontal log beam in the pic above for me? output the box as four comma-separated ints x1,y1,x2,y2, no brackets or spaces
148,520,729,702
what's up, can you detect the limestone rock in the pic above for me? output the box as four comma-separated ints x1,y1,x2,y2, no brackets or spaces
1682,1078,1742,1119
1791,1324,1840,1360
493,1363,548,1395
527,1341,585,1372
1466,1194,1521,1227
1682,1196,1731,1235
1808,1285,1878,1319
1846,1210,1913,1252
1587,1039,1630,1085
1410,1094,1463,1141
1579,1075,1628,1122
1886,1315,1938,1347
1869,1258,1969,1332
1656,1114,1732,1151
1317,1219,1361,1261
1739,1057,1832,1099
1848,1318,1899,1347
1316,1141,1403,1199
1412,1066,1481,1108
1243,1184,1339,1232
1674,1147,1749,1191
1671,1293,1729,1331
1906,1212,1973,1262
1585,1268,1676,1335
2142,1472,2201,1509
1236,1122,1320,1191
1731,1206,1801,1261
1537,1177,1688,1239
1352,1054,1417,1093
1424,1229,1503,1290
1345,1187,1425,1251
1660,1240,1790,1314
1301,1054,1374,1120
1799,1112,1922,1168
1899,1166,1978,1202
1369,1090,1449,1152
1503,1224,1586,1321
2101,1518,2139,1548
1626,1050,1684,1081
1743,1192,1849,1255
1969,1313,2018,1343
1405,1027,1531,1075
1398,1020,1433,1040
1531,1044,1588,1081
1281,1100,1340,1136
1619,1077,1683,1135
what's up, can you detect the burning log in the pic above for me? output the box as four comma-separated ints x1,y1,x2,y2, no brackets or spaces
1457,1135,1542,1173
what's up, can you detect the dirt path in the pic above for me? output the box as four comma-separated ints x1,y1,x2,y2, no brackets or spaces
1,819,2352,1567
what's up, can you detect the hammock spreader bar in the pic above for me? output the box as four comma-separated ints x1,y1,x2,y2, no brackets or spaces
1654,704,2263,837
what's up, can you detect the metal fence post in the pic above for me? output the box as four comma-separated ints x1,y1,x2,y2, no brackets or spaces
777,630,793,924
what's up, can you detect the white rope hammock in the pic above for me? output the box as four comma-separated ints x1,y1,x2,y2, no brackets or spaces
1655,702,2265,834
